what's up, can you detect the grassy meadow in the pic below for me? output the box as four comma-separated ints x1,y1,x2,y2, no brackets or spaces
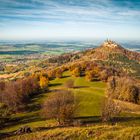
1,71,140,140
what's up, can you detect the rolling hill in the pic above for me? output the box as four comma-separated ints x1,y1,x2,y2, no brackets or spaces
83,40,140,62
0,41,140,140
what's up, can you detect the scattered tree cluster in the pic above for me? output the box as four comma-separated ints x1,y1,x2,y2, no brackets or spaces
107,76,140,104
0,73,49,113
0,76,40,112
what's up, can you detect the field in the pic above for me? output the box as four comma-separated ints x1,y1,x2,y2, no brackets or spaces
0,72,140,140
0,72,105,131
0,43,93,63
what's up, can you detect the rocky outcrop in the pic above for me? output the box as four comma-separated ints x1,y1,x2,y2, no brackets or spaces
14,126,32,135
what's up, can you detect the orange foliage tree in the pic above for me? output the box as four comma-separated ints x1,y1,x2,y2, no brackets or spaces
71,67,81,77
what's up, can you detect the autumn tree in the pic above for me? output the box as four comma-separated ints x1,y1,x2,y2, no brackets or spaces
39,76,49,91
72,67,81,77
0,76,40,112
101,97,121,122
92,66,100,76
0,81,27,112
40,70,49,77
85,71,94,81
47,70,55,79
21,76,40,96
106,76,140,104
55,68,63,78
99,70,109,82
0,81,5,91
42,90,75,125
31,72,40,81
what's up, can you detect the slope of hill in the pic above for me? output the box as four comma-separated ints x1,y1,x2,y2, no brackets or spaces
0,40,140,81
82,40,139,62
0,41,140,140
78,40,140,78
1,72,140,140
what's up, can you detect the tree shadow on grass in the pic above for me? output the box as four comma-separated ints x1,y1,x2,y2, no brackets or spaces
27,93,46,112
0,112,45,133
112,116,140,123
0,92,47,133
75,116,140,125
75,116,101,124
0,116,100,139
73,86,89,89
49,83,62,87
62,75,70,78
0,116,46,139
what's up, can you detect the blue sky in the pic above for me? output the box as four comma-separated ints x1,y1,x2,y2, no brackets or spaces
0,0,140,41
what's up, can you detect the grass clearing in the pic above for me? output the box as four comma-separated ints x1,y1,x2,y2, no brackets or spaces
49,72,106,117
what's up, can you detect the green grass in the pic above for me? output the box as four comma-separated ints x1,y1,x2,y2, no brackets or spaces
74,78,106,117
0,71,140,140
49,71,106,117
0,71,106,133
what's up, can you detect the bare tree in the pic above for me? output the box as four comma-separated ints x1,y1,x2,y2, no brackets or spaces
106,76,140,104
64,79,74,88
0,76,40,113
101,97,121,122
42,90,75,125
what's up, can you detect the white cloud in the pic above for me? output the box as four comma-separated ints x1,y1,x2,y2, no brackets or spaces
0,0,140,40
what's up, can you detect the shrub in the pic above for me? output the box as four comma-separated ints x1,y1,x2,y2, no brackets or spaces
42,90,75,125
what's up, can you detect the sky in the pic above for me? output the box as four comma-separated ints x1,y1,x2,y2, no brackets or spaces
0,0,140,41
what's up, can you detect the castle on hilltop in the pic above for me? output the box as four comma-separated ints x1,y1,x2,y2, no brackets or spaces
103,39,118,48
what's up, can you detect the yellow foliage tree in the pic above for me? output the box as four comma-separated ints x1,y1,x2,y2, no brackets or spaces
85,71,94,81
39,76,49,91
93,66,100,76
72,67,81,77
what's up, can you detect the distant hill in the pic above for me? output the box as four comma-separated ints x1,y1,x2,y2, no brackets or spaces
84,40,140,62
